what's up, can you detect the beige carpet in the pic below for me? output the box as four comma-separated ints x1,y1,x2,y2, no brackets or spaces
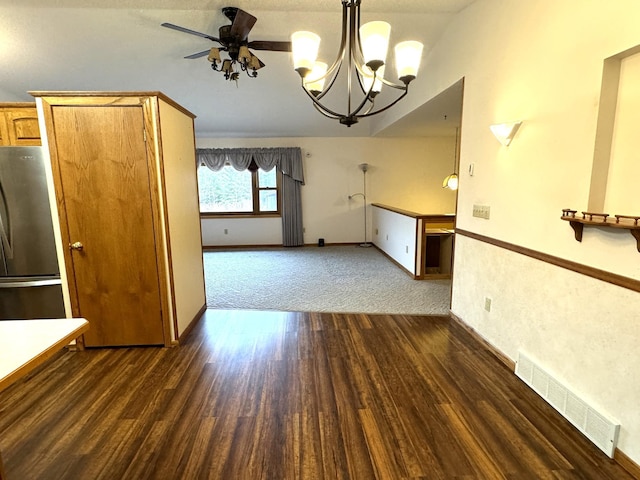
204,246,451,314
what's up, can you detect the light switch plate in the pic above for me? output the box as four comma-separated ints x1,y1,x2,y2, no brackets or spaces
473,204,491,219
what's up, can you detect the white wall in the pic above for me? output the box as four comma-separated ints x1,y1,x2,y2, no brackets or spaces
377,0,640,464
197,137,457,246
201,217,282,247
371,206,418,275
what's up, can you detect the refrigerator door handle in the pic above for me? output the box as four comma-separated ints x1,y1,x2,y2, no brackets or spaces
0,278,62,288
0,178,9,274
0,178,12,257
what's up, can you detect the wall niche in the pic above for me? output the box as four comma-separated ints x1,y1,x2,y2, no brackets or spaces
562,44,640,253
588,44,640,214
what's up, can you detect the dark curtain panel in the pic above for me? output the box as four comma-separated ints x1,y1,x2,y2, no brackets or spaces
278,148,304,247
196,147,305,247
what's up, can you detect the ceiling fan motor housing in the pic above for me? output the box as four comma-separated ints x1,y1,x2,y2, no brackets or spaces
222,7,238,22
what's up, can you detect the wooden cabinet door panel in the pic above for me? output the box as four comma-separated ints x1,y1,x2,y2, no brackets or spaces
0,114,9,146
5,109,41,145
52,105,164,346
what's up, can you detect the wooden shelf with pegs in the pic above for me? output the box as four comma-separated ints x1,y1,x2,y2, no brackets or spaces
561,209,640,252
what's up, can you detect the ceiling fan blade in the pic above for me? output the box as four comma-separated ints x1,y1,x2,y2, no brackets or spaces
248,40,292,52
184,50,211,59
161,22,220,43
229,9,257,41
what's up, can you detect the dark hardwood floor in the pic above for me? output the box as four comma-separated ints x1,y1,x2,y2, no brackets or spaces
0,310,633,479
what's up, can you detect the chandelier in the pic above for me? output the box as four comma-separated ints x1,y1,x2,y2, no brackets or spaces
291,0,424,127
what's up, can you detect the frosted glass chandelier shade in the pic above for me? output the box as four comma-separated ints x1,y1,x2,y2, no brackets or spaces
291,31,321,73
359,21,391,66
362,64,385,93
305,62,328,93
395,41,424,80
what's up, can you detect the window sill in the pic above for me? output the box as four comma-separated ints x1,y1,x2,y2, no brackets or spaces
200,213,281,219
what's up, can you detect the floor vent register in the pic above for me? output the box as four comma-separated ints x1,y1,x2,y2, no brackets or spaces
515,351,620,458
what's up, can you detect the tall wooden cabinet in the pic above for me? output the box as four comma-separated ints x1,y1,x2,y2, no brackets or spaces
0,103,41,146
31,92,206,347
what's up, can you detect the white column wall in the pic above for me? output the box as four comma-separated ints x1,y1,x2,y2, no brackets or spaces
371,206,418,275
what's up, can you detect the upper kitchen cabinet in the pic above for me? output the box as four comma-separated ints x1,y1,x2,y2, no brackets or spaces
31,91,206,348
0,103,41,146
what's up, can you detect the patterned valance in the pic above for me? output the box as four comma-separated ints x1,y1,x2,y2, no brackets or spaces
196,147,304,184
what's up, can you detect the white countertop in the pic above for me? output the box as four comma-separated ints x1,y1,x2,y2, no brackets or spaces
0,318,89,394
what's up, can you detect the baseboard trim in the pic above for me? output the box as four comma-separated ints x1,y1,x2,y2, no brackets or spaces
203,243,366,250
203,244,284,250
177,303,207,344
448,310,515,370
371,243,418,279
615,449,640,479
449,309,640,478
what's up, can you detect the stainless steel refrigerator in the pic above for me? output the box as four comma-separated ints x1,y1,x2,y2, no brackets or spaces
0,146,65,319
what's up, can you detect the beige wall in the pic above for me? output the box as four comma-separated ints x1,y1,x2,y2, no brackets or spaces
380,0,640,463
158,100,206,338
197,136,457,245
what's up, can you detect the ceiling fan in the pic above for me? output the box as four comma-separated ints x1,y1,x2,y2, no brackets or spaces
162,7,291,81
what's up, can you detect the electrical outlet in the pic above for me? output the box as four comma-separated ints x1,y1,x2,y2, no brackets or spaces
473,204,491,219
224,229,228,235
484,297,492,312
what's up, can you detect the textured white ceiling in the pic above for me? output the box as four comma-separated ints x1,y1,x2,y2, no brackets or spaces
1,0,474,137
8,0,474,13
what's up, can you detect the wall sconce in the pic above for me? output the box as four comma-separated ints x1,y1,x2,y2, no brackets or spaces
490,121,522,146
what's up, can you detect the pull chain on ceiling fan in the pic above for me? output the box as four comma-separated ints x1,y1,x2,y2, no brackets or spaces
162,7,291,82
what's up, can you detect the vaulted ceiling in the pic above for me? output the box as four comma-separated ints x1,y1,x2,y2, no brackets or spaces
1,1,474,137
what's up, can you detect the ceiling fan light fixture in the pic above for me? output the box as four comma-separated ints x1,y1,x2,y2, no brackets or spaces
207,47,221,63
291,31,321,76
249,55,263,70
238,45,251,62
162,8,292,84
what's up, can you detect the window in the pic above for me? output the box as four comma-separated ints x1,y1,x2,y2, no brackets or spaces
198,163,280,216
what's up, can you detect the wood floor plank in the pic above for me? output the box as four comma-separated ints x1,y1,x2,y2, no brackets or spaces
438,402,507,479
0,310,635,479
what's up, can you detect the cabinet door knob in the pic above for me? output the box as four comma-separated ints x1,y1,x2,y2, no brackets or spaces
69,241,84,251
